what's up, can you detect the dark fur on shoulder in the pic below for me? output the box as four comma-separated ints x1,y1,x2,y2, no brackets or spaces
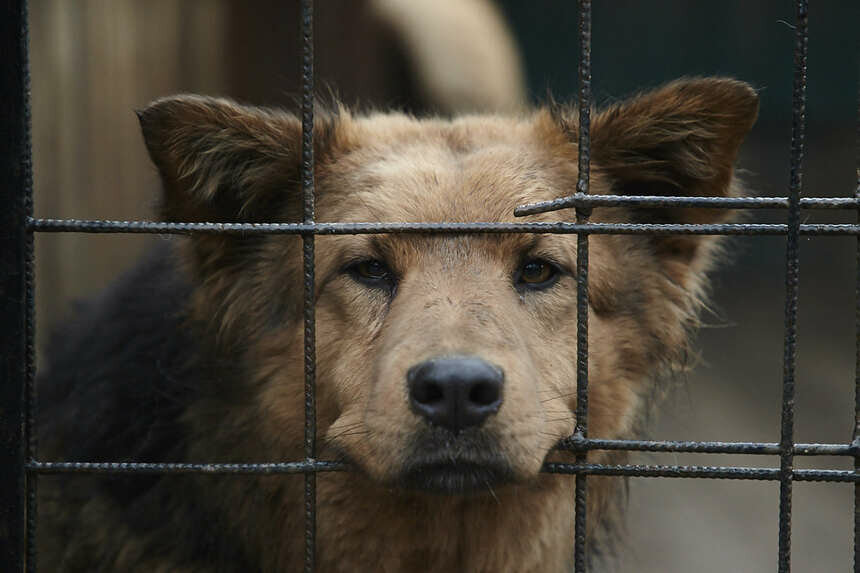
39,245,259,570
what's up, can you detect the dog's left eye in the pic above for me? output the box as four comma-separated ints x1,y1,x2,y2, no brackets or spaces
347,259,396,290
516,259,560,290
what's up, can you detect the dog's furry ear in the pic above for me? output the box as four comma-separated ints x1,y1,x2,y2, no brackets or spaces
589,77,758,222
137,95,340,223
583,78,758,291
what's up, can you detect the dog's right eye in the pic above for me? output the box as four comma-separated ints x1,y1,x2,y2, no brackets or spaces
347,259,396,290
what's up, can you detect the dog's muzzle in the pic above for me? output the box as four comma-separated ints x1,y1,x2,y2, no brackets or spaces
406,356,504,434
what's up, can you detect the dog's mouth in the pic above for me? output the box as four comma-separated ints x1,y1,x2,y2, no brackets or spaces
399,459,513,494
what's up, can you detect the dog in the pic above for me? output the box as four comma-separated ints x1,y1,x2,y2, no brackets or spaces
37,77,758,571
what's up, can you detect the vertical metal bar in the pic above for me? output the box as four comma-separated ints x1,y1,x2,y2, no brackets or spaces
300,0,317,571
25,121,38,573
23,3,37,568
853,75,860,573
0,1,33,572
573,1,592,571
779,1,807,572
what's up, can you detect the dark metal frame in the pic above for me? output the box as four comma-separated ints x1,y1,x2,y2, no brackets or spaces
1,0,855,571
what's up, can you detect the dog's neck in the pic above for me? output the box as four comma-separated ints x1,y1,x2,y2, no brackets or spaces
238,467,625,573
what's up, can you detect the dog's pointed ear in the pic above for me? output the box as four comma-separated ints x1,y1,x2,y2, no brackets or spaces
137,95,340,223
590,77,758,222
578,78,758,291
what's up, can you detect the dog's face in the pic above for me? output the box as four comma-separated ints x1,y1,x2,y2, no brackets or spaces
139,78,757,494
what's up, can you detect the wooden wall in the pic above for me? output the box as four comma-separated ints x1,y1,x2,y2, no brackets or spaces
31,0,229,352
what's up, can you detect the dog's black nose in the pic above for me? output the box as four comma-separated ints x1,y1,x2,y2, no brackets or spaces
407,356,504,433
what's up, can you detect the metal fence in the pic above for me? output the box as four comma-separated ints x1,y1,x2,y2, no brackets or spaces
1,0,857,571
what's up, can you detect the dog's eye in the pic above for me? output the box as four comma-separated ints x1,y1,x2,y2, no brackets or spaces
348,259,396,289
516,259,560,290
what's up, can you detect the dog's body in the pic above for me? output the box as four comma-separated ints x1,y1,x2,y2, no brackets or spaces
39,78,757,572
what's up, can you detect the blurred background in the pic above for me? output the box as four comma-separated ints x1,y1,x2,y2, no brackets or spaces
30,1,858,571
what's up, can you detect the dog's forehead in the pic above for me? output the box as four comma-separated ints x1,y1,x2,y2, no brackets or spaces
320,113,578,224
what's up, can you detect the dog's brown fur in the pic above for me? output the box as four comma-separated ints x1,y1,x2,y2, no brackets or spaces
39,77,758,571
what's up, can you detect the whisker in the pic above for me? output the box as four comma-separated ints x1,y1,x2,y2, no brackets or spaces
482,476,501,505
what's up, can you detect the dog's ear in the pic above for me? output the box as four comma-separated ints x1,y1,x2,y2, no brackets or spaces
548,78,758,297
137,95,340,223
589,77,758,222
584,78,758,286
137,96,344,337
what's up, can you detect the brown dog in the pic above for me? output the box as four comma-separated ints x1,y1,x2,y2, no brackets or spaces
38,77,757,571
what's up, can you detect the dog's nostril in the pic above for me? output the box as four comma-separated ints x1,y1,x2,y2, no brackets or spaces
468,381,499,407
407,356,504,433
414,381,444,404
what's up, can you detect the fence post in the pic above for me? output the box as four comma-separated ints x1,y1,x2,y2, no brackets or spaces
0,0,33,571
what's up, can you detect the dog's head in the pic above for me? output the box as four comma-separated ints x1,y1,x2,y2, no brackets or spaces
138,78,757,494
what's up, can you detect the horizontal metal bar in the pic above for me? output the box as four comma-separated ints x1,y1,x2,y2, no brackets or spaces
31,440,854,477
28,459,855,482
544,463,857,483
28,460,348,475
514,194,860,216
794,443,855,456
29,442,855,476
557,438,857,456
26,218,860,236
